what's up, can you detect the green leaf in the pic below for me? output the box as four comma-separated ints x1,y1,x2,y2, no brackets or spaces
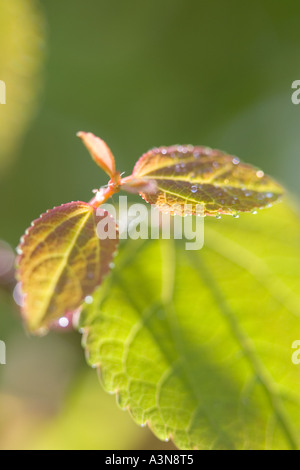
17,202,118,333
79,201,300,450
131,145,284,216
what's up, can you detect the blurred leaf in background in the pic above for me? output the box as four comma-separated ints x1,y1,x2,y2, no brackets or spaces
28,370,176,450
0,0,45,173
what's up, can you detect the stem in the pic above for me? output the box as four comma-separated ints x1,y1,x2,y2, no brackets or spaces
89,172,121,208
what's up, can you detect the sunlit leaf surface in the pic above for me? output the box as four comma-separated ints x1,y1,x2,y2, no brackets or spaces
17,202,118,333
80,202,300,449
132,145,284,216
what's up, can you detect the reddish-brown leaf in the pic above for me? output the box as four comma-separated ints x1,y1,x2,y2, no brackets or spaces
17,202,118,333
77,132,116,179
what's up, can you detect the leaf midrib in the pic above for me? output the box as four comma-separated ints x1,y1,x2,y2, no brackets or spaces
34,207,93,327
142,174,282,194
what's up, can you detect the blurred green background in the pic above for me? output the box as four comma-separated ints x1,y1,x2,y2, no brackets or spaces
0,0,300,449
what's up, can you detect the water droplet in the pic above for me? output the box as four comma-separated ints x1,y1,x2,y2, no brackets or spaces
256,170,264,178
109,262,115,269
251,210,257,215
191,185,198,193
95,190,104,202
58,317,69,328
265,192,273,198
244,191,252,197
13,282,24,307
175,164,181,172
140,423,146,428
85,295,93,304
161,148,167,155
16,247,22,255
190,171,196,178
232,213,239,218
165,438,169,442
202,147,212,155
216,214,221,219
232,157,240,165
212,161,219,168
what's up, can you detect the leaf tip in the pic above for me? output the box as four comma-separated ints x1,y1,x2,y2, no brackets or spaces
77,131,116,178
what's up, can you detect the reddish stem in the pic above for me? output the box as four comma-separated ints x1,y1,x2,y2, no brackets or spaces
89,172,121,208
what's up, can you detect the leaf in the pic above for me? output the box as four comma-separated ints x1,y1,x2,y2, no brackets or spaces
79,202,300,450
131,145,284,216
17,202,118,334
77,132,116,179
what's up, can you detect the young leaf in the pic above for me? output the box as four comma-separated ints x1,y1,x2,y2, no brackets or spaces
77,132,116,179
17,202,118,333
79,202,300,450
131,145,284,216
